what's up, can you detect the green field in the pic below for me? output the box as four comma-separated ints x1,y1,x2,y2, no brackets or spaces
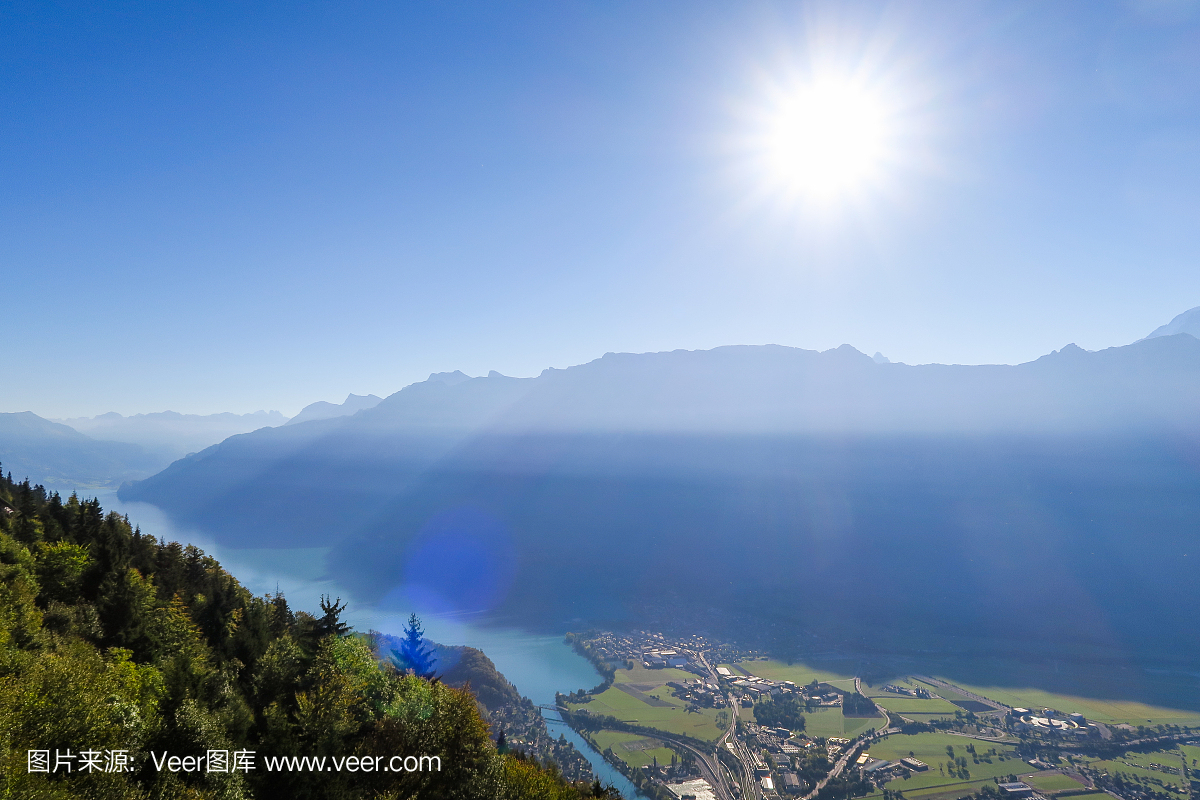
566,665,726,741
736,660,858,692
1179,744,1200,768
1092,748,1191,791
800,707,881,739
1024,772,1087,793
591,729,676,770
862,678,961,720
1088,758,1187,792
861,731,1028,800
941,680,1200,726
871,695,961,718
740,702,880,738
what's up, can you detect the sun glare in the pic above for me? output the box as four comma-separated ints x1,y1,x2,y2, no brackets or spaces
764,80,887,201
734,68,907,214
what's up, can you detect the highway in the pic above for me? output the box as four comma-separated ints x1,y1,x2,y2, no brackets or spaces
695,649,760,799
798,732,872,800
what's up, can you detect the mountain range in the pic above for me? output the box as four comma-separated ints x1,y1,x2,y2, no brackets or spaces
0,412,164,491
1144,304,1200,340
56,409,288,460
119,332,1200,707
285,393,383,426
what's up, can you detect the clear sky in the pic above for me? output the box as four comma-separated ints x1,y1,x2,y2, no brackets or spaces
3,1,1199,417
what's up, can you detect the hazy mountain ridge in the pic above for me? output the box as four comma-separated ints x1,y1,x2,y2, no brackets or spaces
0,411,163,491
56,408,289,459
285,393,382,426
276,334,1200,437
120,336,1200,706
1144,305,1200,340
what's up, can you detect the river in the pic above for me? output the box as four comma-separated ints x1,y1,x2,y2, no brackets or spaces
97,493,644,798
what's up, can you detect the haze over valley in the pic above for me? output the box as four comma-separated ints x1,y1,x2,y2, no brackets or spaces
69,317,1195,712
6,5,1200,797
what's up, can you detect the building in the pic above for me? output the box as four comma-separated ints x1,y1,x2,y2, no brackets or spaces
716,667,732,677
900,757,929,771
781,773,802,794
999,783,1035,798
666,778,718,800
761,777,775,792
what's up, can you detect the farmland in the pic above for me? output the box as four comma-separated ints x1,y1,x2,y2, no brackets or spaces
564,665,726,741
1086,747,1192,792
801,707,881,739
861,732,1027,800
735,659,858,692
862,679,962,721
1023,772,1089,793
943,680,1200,727
590,730,676,770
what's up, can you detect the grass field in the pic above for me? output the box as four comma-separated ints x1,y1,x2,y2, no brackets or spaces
860,731,1027,800
1024,772,1087,792
591,729,676,770
940,680,1200,726
1179,744,1200,768
871,696,962,717
1092,748,1192,791
799,707,881,739
861,678,961,720
735,659,858,692
565,665,726,741
1087,758,1187,791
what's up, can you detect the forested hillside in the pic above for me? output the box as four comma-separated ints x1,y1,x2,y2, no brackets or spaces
0,468,614,799
372,634,595,784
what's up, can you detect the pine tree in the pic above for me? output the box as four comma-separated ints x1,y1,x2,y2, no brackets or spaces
391,612,437,678
315,594,350,638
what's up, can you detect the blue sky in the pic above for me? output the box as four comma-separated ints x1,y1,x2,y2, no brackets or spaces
3,1,1199,417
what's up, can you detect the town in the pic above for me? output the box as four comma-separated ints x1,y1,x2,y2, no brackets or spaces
556,630,1200,800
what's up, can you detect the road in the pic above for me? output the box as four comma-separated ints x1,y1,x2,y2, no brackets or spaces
653,733,738,800
799,733,874,800
855,676,903,729
695,649,759,799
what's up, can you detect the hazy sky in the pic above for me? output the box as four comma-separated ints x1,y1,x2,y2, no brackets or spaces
4,1,1199,417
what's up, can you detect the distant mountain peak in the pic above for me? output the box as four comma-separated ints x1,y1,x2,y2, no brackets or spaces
1144,305,1200,340
284,393,383,426
427,370,472,386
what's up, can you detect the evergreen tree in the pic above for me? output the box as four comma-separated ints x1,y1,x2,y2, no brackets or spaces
392,612,437,678
315,593,350,638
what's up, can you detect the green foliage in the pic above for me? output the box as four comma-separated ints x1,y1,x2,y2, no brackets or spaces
754,693,807,731
842,692,878,716
0,472,597,799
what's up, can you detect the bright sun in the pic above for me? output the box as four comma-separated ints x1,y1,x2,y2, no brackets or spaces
750,75,894,207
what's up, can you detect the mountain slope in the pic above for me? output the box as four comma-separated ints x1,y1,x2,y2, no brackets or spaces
56,409,287,459
0,411,163,491
285,393,383,426
1145,305,1200,340
121,339,1200,704
0,474,604,799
